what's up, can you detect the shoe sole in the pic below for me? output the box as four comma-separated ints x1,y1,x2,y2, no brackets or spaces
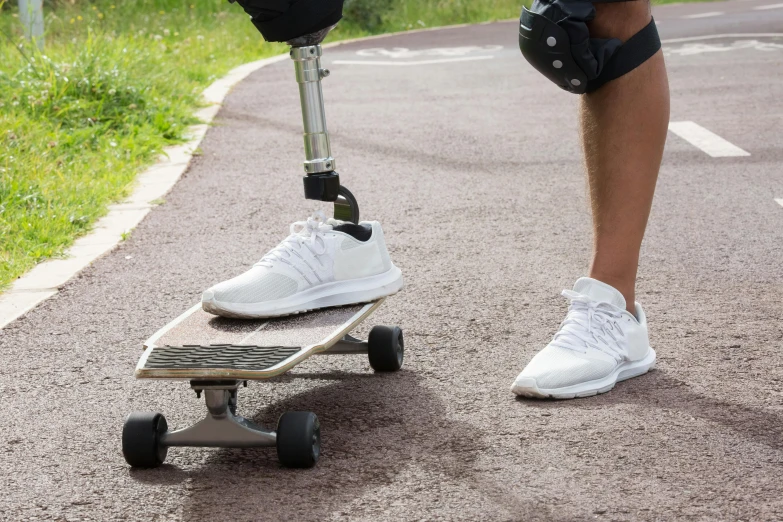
510,348,657,399
202,266,403,319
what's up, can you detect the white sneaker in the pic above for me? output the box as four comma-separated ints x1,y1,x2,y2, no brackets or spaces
511,277,656,399
202,213,403,318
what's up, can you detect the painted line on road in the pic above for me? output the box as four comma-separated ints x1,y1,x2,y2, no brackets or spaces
682,11,725,19
662,33,783,43
775,198,783,208
754,3,783,9
668,122,750,157
332,55,494,66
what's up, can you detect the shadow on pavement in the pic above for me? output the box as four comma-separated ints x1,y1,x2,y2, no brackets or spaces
521,370,783,450
127,370,498,520
129,464,189,486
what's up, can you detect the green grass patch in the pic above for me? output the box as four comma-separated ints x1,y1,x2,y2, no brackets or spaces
654,0,718,4
340,0,522,33
0,0,289,290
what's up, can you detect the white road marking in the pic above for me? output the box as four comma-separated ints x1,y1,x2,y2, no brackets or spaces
668,122,750,157
754,3,783,9
355,45,501,58
662,33,783,43
332,55,494,66
775,198,783,208
682,11,725,18
666,39,783,56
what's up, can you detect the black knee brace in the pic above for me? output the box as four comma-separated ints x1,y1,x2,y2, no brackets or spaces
518,0,660,94
229,0,344,42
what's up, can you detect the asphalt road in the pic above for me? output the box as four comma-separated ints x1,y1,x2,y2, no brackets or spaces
2,1,783,520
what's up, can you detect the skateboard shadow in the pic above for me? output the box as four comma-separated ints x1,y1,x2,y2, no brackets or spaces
147,369,529,521
270,370,378,382
519,370,783,451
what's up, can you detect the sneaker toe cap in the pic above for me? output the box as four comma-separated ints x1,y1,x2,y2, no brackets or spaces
515,347,615,391
511,376,547,397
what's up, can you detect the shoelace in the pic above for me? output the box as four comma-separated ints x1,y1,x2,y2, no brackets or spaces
550,289,626,362
254,211,332,271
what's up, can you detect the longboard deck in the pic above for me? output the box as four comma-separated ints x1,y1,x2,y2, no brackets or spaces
136,299,383,380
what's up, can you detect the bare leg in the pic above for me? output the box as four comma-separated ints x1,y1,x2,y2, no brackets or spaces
581,1,670,313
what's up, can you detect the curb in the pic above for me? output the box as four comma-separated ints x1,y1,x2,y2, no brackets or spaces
0,53,289,329
0,20,496,330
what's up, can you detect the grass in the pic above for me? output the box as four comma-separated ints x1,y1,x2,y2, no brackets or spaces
0,0,293,290
342,0,523,33
0,0,702,290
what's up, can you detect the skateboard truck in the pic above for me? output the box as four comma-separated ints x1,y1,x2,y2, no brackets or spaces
164,381,276,448
122,382,318,468
289,32,360,224
126,336,370,453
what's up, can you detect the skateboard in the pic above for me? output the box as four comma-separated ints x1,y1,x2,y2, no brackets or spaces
122,298,403,469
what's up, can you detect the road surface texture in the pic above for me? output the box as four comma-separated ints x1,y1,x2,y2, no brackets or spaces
2,0,782,520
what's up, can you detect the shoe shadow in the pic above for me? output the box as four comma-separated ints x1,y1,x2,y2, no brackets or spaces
206,315,267,331
519,370,783,451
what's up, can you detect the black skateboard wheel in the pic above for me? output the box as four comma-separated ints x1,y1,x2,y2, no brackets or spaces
276,411,321,468
368,325,404,372
122,412,168,468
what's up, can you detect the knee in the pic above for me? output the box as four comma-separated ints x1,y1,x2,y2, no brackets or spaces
589,1,652,42
518,0,660,93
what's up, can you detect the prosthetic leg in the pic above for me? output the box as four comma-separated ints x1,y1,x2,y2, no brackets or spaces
229,0,358,222
288,31,360,224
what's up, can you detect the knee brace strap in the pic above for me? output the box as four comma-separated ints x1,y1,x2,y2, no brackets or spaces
230,0,344,42
518,0,660,94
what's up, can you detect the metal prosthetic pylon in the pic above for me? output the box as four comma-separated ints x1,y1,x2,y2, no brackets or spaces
289,39,359,223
